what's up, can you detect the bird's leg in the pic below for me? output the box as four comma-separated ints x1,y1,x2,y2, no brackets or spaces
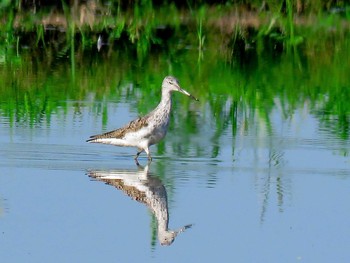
134,150,143,165
144,147,152,163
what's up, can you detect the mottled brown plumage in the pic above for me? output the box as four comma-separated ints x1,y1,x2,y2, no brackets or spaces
87,115,150,140
86,76,198,163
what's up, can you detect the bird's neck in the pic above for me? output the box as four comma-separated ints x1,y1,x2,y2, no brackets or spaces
155,90,172,114
161,89,172,105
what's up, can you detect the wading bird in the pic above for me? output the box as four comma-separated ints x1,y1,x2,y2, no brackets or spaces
87,76,198,163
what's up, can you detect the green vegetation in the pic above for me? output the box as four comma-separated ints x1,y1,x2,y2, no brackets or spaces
1,34,349,140
1,0,349,56
0,0,350,152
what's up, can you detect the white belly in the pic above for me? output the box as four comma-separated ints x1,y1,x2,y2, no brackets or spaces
130,123,168,146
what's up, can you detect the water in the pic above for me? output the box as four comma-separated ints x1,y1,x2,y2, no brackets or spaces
0,44,350,262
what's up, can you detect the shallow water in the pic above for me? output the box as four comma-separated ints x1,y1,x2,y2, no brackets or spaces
1,44,350,262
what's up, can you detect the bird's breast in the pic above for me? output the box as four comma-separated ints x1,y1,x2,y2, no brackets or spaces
139,104,171,146
146,121,169,145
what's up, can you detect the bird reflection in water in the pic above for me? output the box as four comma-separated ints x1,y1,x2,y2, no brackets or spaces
88,164,192,246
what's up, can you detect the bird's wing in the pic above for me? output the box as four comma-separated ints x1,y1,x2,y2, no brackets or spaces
87,115,150,141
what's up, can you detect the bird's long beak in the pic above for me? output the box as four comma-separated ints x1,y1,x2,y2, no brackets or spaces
178,86,199,101
177,224,193,233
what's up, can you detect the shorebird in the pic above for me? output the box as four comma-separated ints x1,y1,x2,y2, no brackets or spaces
86,76,198,163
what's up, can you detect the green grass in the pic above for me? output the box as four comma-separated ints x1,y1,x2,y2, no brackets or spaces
1,1,350,147
1,1,348,58
1,30,350,140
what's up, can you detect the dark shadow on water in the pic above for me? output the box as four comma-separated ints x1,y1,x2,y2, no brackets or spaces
87,163,192,247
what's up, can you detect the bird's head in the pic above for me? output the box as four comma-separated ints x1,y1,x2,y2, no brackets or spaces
162,76,198,101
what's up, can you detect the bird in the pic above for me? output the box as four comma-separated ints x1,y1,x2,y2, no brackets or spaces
86,76,198,163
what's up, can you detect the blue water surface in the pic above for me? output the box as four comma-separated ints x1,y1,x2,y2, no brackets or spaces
0,96,349,263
